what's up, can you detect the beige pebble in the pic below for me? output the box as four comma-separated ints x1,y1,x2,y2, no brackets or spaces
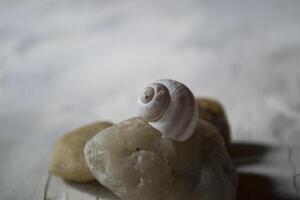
84,118,238,200
197,97,231,147
49,121,112,182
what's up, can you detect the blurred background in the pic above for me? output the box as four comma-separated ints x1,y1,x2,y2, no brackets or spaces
1,0,300,199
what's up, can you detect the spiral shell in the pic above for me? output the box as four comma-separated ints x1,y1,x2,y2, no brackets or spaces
138,79,198,141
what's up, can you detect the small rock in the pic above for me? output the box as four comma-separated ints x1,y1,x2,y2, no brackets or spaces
49,121,112,182
84,118,237,200
197,97,231,147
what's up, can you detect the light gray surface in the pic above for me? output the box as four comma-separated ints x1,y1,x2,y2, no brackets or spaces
0,0,300,199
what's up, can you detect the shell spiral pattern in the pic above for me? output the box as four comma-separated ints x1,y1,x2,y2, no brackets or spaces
138,79,198,141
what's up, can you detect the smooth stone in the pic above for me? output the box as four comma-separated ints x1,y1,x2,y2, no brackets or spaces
84,117,238,200
49,121,112,182
197,97,231,147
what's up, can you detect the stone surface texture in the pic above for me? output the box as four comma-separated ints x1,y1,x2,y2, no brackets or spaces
1,1,300,199
197,97,231,147
49,121,112,182
84,118,237,200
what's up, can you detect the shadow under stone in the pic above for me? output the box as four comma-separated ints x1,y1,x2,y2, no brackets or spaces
229,142,274,166
63,179,119,199
237,173,298,200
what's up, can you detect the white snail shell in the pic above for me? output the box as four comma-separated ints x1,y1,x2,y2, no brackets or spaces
138,79,198,141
